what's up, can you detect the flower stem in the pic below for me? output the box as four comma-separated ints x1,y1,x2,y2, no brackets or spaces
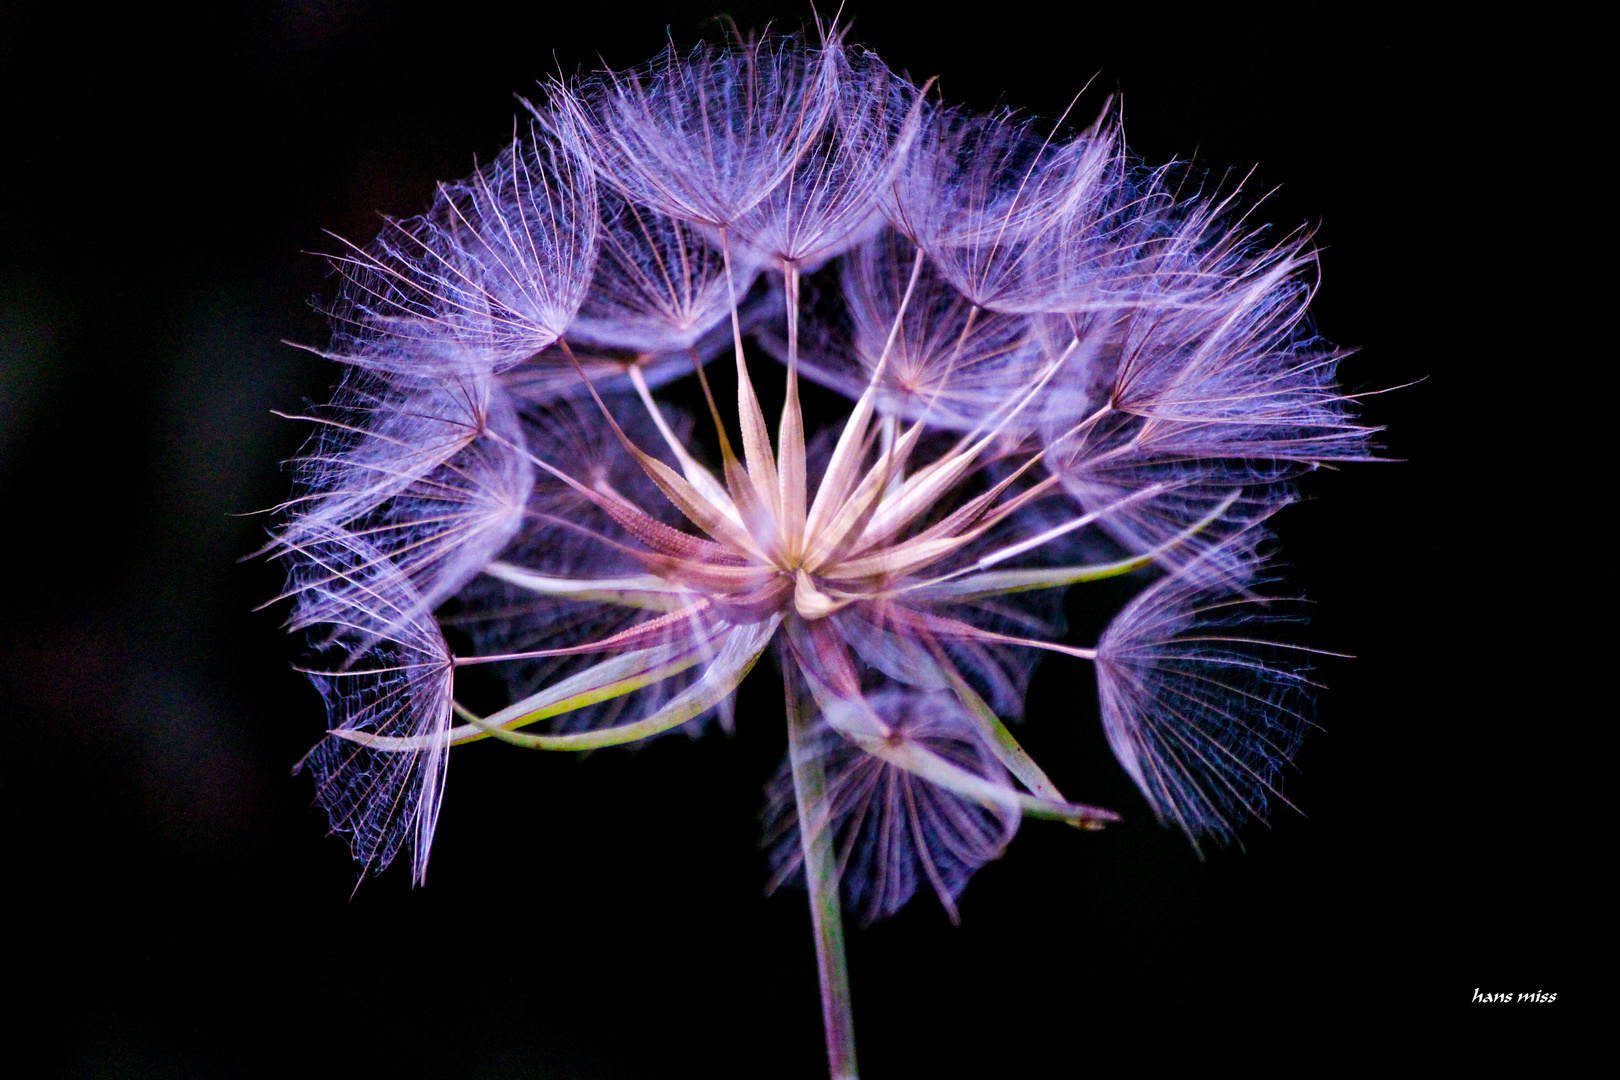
784,659,859,1080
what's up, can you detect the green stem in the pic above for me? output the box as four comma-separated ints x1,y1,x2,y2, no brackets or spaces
784,659,859,1080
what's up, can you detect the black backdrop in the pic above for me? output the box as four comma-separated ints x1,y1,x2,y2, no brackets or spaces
0,3,1591,1075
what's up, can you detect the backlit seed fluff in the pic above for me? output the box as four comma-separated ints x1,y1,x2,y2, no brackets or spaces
268,24,1374,1079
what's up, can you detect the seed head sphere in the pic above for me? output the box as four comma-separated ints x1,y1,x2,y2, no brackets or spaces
266,21,1372,1078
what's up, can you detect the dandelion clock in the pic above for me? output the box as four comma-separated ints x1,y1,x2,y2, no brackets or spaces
266,18,1372,1078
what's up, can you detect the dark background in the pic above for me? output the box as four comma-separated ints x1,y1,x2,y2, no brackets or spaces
0,3,1592,1075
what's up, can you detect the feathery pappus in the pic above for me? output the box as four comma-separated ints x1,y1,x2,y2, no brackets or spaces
264,19,1372,1078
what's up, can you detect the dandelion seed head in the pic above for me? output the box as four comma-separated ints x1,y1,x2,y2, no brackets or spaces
267,23,1376,1074
559,30,839,233
1095,537,1316,846
322,122,599,376
287,527,455,885
273,367,534,630
766,688,1018,925
568,188,759,354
